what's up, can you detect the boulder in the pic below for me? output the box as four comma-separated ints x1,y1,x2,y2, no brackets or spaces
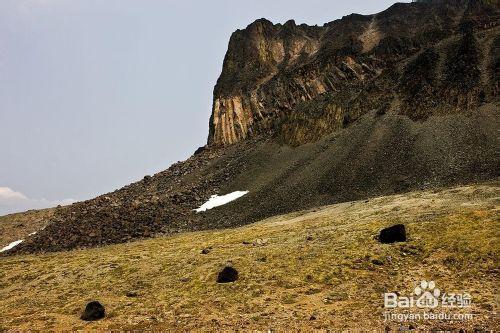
379,224,406,243
80,301,105,321
217,266,238,283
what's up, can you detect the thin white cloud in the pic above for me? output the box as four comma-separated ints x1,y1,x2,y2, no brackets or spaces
0,187,28,202
0,186,75,215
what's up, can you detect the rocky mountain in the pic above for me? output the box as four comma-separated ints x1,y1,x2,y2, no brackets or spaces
209,0,499,146
5,0,499,254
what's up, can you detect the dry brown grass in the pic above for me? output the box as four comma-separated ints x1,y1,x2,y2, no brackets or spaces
0,182,498,331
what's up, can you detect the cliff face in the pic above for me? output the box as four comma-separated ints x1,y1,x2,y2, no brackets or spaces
208,0,499,146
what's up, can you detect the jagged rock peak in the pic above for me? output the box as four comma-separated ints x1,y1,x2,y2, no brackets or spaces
207,0,498,146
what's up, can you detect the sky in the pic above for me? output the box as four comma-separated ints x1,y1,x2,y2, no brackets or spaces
0,0,405,215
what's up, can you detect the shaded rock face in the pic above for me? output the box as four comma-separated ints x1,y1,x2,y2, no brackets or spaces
379,224,407,244
81,301,105,321
208,0,499,146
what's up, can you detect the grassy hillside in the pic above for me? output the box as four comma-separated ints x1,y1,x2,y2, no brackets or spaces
0,208,54,249
0,182,498,331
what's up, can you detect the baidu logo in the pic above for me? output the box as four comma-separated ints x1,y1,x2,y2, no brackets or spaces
414,280,440,308
384,280,471,309
383,280,474,322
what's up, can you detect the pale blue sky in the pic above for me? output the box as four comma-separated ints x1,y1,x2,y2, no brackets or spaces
0,0,404,215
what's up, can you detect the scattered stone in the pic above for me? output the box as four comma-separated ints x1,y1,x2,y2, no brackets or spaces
322,296,333,304
306,235,314,241
126,291,138,297
378,224,406,243
80,301,105,321
371,259,384,266
201,248,211,254
309,315,317,320
143,175,151,182
253,238,269,246
242,240,252,245
217,266,239,283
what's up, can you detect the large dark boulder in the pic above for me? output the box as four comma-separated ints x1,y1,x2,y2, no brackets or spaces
217,266,239,283
379,224,407,243
80,301,105,321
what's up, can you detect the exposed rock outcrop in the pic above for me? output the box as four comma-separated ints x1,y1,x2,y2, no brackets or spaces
208,0,499,146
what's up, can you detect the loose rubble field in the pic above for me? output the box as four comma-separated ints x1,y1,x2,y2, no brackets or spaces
0,181,498,331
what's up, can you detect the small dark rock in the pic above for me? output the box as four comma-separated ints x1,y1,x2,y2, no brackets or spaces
201,248,211,254
126,291,138,297
408,324,415,330
309,315,317,320
306,235,314,241
143,175,151,182
217,266,238,283
379,224,406,243
371,259,384,266
80,301,105,321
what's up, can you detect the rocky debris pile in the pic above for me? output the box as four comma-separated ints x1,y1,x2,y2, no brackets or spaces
8,140,257,254
80,301,105,321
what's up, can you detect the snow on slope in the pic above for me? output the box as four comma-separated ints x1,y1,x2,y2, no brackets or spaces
195,191,249,212
0,239,24,253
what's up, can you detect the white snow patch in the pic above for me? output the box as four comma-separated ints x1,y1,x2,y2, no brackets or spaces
0,239,23,253
195,191,249,212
